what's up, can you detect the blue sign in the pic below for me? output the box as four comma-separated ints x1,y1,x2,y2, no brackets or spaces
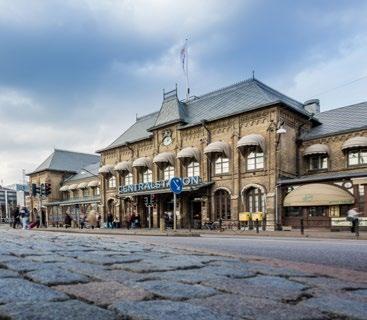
169,177,183,194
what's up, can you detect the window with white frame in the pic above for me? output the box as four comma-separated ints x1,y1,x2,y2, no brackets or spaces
348,149,367,166
94,187,100,196
108,176,116,188
246,149,264,170
214,156,229,174
142,169,152,183
308,155,328,170
124,172,133,185
187,161,200,177
163,166,174,180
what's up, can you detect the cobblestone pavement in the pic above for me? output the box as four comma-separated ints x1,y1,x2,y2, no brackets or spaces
0,229,366,320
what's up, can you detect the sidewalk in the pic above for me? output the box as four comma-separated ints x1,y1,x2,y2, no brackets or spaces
29,226,367,240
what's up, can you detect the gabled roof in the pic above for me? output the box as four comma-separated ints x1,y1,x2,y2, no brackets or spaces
67,162,100,182
98,78,307,152
302,102,367,140
28,149,100,175
97,111,159,152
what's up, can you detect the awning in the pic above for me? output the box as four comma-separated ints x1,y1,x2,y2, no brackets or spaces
177,147,200,162
283,183,354,206
98,164,114,174
237,134,265,151
59,186,69,192
78,182,88,189
342,136,367,150
132,157,152,169
304,144,329,156
87,180,100,187
204,141,231,158
114,161,132,172
153,152,175,166
68,184,79,191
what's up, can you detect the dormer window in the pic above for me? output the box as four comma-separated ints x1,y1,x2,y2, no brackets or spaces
304,144,330,172
348,149,367,167
309,155,328,170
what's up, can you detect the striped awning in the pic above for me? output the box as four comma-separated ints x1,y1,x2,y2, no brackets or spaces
59,185,69,192
153,152,175,166
204,141,231,158
87,180,100,187
78,182,88,189
114,161,132,172
304,144,329,156
237,134,265,151
342,136,367,151
284,183,354,206
177,147,200,162
98,164,114,174
132,157,152,169
68,184,78,191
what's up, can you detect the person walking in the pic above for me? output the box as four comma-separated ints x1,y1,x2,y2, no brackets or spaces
347,207,361,234
107,213,113,229
87,210,97,229
12,206,20,229
20,206,30,230
64,213,72,228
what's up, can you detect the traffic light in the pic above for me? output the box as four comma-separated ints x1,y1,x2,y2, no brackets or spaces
31,183,40,197
40,183,46,196
45,183,52,196
144,196,149,206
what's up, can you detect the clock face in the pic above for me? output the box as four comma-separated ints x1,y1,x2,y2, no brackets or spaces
163,136,172,146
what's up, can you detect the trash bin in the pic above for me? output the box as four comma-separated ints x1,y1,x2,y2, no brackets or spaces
160,218,165,232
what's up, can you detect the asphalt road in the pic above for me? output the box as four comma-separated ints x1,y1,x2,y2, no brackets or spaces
133,235,367,272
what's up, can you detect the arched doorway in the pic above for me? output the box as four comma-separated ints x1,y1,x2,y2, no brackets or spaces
107,199,115,216
214,189,231,220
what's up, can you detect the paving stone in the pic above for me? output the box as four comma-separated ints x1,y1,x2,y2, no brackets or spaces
301,295,367,320
3,259,48,272
55,281,153,306
290,276,367,291
246,263,312,277
0,278,68,304
26,266,89,285
190,294,325,320
78,254,143,265
110,300,234,320
0,269,19,278
202,275,307,301
200,264,256,279
24,254,74,263
0,300,116,320
155,269,225,284
138,280,217,300
0,254,19,263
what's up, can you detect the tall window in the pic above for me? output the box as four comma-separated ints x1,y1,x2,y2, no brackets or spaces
94,187,100,196
214,189,231,220
215,156,229,174
187,161,200,177
108,176,116,188
247,149,264,170
246,187,265,213
163,166,174,180
308,155,328,170
83,188,89,197
124,172,133,185
143,169,152,183
348,149,367,166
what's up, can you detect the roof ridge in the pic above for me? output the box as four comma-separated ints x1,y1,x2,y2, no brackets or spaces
193,78,254,101
53,148,99,157
318,101,367,115
136,111,159,121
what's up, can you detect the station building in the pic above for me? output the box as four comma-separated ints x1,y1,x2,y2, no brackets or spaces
27,78,367,230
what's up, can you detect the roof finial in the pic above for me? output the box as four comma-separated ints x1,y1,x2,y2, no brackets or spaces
252,70,255,80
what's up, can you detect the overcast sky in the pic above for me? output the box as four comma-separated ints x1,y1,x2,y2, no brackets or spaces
0,0,366,185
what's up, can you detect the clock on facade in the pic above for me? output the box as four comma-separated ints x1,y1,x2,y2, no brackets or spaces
162,136,172,146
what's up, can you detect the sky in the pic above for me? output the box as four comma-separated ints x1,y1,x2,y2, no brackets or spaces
0,0,366,185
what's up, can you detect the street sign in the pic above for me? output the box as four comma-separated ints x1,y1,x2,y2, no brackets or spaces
169,177,183,194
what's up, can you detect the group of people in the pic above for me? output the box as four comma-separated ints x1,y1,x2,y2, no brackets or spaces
106,213,121,228
11,206,45,230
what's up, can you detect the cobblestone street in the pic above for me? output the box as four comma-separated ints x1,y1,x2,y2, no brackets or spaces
0,229,366,320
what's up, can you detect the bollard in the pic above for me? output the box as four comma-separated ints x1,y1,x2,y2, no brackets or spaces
300,218,304,235
255,219,259,233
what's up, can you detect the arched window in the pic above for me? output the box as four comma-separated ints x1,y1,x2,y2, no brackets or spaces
108,176,116,188
142,169,152,183
246,187,265,213
246,148,264,170
214,189,231,220
187,161,200,177
124,172,133,185
163,166,174,180
215,156,229,175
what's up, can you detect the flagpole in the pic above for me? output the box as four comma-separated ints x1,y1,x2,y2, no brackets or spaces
185,38,190,102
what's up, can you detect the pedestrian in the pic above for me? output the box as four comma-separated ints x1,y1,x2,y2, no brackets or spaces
64,213,72,228
87,210,97,229
80,215,85,229
12,206,20,229
96,213,101,228
107,212,113,229
41,209,47,228
113,215,120,228
347,207,361,233
20,206,30,230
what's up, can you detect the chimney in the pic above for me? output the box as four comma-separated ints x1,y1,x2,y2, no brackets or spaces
304,99,320,115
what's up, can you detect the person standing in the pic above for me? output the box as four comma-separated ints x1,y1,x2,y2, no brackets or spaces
12,206,20,229
20,206,30,230
87,210,97,229
107,213,113,229
347,207,361,233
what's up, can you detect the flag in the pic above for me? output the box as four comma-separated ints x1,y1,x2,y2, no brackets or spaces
180,42,187,72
